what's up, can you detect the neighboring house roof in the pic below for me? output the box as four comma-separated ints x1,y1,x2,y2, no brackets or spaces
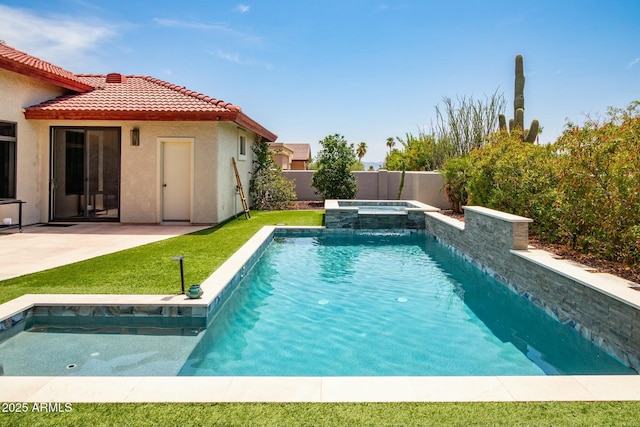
269,142,295,156
1,42,277,141
285,143,312,161
0,42,93,92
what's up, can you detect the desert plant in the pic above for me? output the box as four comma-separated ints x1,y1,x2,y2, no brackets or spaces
385,131,454,171
311,134,358,200
467,130,562,239
498,54,540,143
434,89,506,155
553,103,640,263
440,155,472,213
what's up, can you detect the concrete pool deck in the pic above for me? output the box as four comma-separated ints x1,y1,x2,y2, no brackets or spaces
1,223,639,403
2,375,640,402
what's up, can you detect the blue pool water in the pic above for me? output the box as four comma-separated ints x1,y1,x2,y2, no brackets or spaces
179,232,636,376
0,231,636,377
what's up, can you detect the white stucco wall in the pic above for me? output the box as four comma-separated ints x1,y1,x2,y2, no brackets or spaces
0,68,66,225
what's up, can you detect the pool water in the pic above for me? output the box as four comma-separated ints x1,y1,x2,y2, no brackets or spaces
0,231,636,377
179,233,636,376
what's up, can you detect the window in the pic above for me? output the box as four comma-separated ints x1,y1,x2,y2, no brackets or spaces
0,121,16,199
238,134,247,159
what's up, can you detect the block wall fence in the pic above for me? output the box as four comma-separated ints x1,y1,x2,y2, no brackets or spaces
282,170,449,209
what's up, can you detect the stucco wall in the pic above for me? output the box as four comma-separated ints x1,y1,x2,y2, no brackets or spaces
215,123,255,222
0,69,66,225
21,119,251,225
282,170,449,209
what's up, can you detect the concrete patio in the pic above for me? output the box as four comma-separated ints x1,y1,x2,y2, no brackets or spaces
0,223,210,281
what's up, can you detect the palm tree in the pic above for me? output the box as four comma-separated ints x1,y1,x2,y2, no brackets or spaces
356,142,367,162
386,137,395,154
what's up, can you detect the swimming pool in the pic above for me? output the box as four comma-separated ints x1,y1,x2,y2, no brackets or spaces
179,232,635,376
0,229,636,377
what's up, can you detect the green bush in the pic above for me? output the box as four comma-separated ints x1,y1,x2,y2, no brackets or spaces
440,155,472,213
468,130,561,240
250,140,296,210
454,101,640,265
312,134,358,200
553,103,640,263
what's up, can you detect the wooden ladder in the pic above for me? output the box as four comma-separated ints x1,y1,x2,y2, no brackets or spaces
232,157,251,219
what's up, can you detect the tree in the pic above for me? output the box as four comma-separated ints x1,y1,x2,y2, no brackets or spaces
249,139,296,210
386,137,395,154
311,134,358,200
356,142,367,162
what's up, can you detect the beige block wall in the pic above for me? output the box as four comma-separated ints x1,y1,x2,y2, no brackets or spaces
0,69,66,225
282,170,449,209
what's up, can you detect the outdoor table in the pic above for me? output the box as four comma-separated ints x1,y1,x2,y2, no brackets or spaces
0,199,25,232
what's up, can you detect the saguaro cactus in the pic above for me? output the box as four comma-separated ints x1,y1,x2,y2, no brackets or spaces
498,54,540,143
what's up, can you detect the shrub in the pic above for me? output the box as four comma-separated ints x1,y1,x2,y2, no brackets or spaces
249,140,296,210
554,104,640,263
467,130,561,240
440,155,472,213
312,134,358,200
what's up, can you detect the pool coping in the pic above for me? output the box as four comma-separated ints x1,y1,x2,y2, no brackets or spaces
1,225,640,402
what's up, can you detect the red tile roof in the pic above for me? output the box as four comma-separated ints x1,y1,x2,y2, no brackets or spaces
0,42,93,92
27,74,240,116
25,73,277,141
1,42,277,141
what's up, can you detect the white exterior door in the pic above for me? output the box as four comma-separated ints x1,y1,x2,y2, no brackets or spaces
161,140,191,221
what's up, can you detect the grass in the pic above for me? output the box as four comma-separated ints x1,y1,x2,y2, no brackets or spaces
0,210,324,304
5,402,640,427
2,209,638,426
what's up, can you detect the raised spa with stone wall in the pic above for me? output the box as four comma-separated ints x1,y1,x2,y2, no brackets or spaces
324,199,438,229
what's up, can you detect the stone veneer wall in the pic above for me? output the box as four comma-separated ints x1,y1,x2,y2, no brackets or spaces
425,206,640,371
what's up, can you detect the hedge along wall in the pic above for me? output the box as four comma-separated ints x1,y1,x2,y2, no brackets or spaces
282,170,449,209
425,206,640,372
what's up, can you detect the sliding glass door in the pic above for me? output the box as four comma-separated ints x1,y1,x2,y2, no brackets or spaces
50,128,120,221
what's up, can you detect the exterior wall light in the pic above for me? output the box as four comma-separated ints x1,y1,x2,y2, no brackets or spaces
131,128,140,146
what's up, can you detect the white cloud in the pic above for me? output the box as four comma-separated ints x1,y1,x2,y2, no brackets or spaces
215,49,245,65
211,49,273,70
235,4,251,13
152,18,230,32
153,18,261,44
0,5,115,68
626,57,640,69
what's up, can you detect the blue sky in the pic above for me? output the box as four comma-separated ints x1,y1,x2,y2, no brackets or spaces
1,0,639,161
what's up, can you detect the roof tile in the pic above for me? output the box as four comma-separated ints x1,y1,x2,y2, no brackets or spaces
0,42,93,92
26,75,242,114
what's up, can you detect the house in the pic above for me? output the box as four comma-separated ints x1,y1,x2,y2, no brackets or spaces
0,42,277,226
268,142,295,170
268,142,312,170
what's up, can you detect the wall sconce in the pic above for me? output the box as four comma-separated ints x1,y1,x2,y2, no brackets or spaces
130,128,140,146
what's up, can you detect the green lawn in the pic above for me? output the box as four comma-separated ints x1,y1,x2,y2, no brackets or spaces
2,209,638,427
0,210,324,304
5,402,640,427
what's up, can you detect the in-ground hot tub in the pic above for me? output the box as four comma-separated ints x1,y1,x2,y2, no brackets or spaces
324,199,439,229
